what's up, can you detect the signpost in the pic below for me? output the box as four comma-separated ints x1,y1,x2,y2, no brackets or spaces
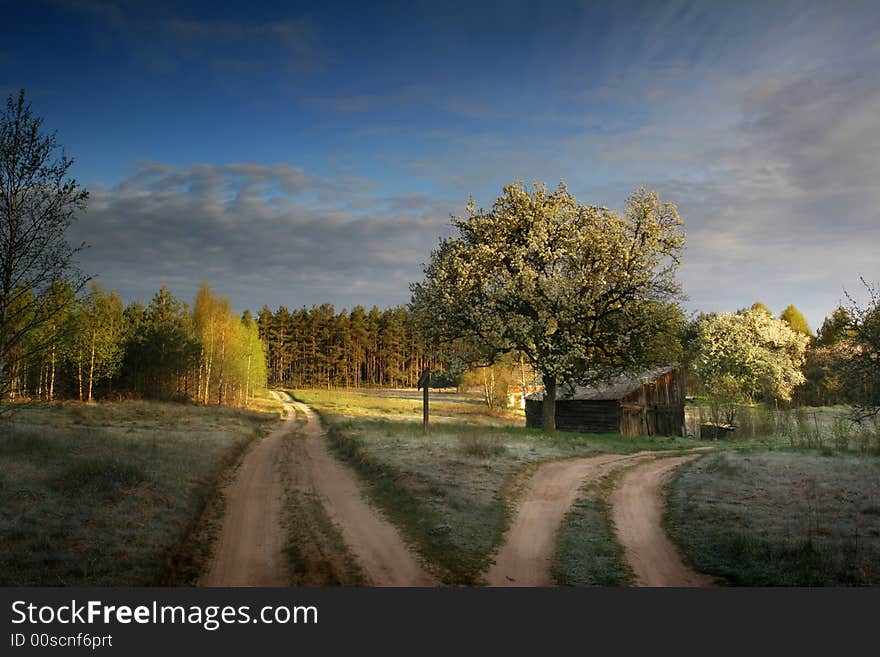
417,368,431,433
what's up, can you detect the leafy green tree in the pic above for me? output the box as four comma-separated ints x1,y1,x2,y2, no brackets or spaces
815,307,853,347
694,307,809,404
138,286,199,400
750,302,773,316
780,304,812,337
410,182,686,431
82,285,124,402
0,90,88,402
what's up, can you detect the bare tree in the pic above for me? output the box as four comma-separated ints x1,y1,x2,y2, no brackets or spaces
0,89,89,404
844,278,880,423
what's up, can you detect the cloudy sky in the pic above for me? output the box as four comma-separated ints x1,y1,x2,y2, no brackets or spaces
3,0,879,330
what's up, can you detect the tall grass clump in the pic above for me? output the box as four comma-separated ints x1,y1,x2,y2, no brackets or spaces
458,431,507,458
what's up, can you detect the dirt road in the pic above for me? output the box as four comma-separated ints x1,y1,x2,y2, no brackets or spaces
202,392,434,587
609,455,714,587
286,397,435,586
200,391,292,586
486,451,663,586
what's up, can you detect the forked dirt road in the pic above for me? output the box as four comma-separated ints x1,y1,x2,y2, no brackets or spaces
486,451,659,586
609,454,715,587
201,391,434,587
486,448,713,587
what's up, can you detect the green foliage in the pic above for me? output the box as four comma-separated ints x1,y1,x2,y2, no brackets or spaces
194,284,268,405
411,181,686,429
780,304,812,337
693,307,809,403
750,301,773,316
816,307,854,347
257,302,448,389
459,352,532,410
63,284,125,401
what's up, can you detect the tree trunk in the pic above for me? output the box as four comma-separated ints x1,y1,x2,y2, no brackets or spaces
49,346,55,401
245,352,251,404
542,374,557,432
77,352,83,401
87,330,96,403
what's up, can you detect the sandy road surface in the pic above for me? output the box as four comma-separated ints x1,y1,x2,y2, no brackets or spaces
202,391,434,586
200,391,292,587
486,451,664,586
609,454,715,587
286,396,436,586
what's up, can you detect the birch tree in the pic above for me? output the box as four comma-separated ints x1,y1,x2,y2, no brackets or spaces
410,182,685,431
0,90,88,403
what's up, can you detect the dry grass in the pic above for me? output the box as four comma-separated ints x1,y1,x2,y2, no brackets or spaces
667,451,880,585
0,400,278,586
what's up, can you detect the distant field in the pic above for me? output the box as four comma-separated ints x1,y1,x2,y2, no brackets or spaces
293,388,525,425
0,398,280,585
291,387,703,584
668,450,880,585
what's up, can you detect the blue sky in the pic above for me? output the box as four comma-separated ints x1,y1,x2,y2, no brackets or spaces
3,0,879,330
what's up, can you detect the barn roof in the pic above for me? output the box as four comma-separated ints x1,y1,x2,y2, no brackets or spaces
525,365,679,402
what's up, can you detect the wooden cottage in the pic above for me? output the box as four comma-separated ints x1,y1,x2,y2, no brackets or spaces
524,366,686,436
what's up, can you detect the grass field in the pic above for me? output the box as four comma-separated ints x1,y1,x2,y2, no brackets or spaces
667,450,880,585
552,466,634,586
0,398,280,586
291,387,703,585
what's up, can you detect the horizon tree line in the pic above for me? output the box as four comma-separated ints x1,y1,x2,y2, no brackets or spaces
256,304,455,389
5,282,267,406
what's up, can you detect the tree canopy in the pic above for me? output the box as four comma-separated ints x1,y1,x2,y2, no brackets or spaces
780,304,812,337
410,181,686,430
693,306,810,403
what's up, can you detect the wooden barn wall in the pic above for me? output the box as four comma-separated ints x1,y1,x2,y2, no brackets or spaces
619,368,685,436
525,399,619,433
525,400,543,428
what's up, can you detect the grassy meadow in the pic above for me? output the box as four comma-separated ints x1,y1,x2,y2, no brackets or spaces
0,397,281,586
290,387,703,585
667,450,880,585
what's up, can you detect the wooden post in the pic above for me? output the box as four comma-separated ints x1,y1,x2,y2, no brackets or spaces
418,368,431,433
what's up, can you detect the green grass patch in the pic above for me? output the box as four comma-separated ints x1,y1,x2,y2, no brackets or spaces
667,450,880,585
51,459,147,499
0,400,277,586
553,467,634,586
